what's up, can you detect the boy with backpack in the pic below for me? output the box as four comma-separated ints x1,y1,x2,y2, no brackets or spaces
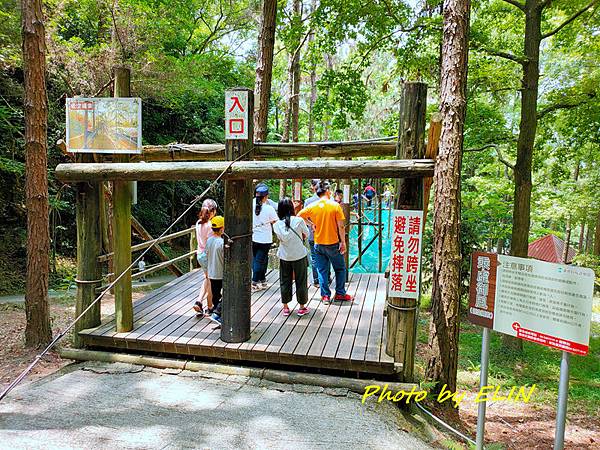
205,215,225,325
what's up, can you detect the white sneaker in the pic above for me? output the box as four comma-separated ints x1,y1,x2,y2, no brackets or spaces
260,281,269,290
251,283,261,292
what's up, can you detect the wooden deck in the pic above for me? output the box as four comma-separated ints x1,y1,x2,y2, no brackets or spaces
80,269,397,375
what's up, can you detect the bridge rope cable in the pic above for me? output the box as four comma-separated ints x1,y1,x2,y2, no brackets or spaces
0,149,252,403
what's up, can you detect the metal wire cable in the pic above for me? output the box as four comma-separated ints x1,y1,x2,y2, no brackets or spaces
0,149,251,402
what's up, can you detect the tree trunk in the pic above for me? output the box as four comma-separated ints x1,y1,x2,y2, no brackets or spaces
323,54,333,140
578,222,585,251
22,0,52,347
283,0,302,143
594,210,600,256
504,0,542,352
279,179,288,199
253,0,278,142
426,0,470,400
562,162,580,263
307,0,317,142
510,0,541,258
585,223,592,254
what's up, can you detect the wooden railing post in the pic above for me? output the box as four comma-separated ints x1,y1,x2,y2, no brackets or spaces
341,177,351,281
74,160,102,347
112,66,133,332
189,227,198,272
386,81,427,381
221,87,254,343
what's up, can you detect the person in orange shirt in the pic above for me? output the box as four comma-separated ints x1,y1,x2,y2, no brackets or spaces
297,181,353,304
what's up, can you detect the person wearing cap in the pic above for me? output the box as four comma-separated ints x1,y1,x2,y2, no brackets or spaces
205,215,225,325
252,183,278,291
297,181,353,304
193,198,217,315
303,179,321,286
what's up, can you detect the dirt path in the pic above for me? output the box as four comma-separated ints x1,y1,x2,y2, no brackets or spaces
0,292,145,392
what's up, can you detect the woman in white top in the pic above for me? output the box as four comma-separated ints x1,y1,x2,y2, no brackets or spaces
252,184,278,291
193,198,217,315
273,198,310,317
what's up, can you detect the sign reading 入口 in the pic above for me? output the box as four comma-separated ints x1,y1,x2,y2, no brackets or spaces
468,252,595,355
225,90,248,140
388,210,423,299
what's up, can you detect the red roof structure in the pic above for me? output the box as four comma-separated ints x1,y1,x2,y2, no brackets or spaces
528,234,576,264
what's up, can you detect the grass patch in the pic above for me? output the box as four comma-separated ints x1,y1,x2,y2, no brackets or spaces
416,314,600,416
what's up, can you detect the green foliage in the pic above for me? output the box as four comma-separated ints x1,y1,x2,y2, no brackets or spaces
49,257,78,291
313,67,368,129
0,156,24,175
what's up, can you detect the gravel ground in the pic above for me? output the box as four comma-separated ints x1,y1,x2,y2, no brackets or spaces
0,362,433,450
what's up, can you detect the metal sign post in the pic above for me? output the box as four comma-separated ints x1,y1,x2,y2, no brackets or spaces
475,326,491,450
554,351,570,450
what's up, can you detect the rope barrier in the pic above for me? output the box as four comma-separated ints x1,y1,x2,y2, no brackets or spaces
0,149,252,403
385,301,418,312
74,278,103,285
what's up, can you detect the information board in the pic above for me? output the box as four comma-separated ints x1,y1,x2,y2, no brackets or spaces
469,252,595,355
225,90,248,140
66,97,142,154
387,210,423,299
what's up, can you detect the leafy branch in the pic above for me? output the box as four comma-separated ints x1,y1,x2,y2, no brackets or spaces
537,91,597,120
541,0,598,40
501,0,525,12
464,144,515,170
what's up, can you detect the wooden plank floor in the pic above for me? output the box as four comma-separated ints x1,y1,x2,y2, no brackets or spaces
80,269,397,375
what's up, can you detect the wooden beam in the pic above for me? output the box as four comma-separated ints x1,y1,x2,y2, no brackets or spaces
221,87,254,344
254,140,396,158
124,140,397,162
131,216,184,277
98,226,195,262
131,144,226,162
131,252,193,281
55,159,435,183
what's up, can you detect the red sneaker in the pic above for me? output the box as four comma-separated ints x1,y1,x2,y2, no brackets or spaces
297,307,310,316
334,293,353,302
321,295,330,305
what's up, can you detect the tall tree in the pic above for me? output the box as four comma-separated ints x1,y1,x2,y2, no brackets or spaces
473,0,598,350
254,0,278,142
426,0,470,397
594,212,600,256
22,0,52,347
282,0,303,142
486,0,598,257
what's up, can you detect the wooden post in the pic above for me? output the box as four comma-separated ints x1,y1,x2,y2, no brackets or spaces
190,228,198,272
357,177,363,266
74,156,102,347
386,81,427,381
221,88,254,343
341,178,351,282
112,67,133,332
377,178,383,272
